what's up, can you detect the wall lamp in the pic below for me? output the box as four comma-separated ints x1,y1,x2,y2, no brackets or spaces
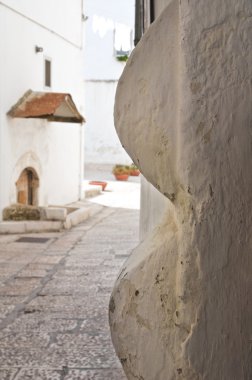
35,45,43,53
82,14,88,21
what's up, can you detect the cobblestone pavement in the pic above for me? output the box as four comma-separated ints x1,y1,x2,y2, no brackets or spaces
0,206,139,379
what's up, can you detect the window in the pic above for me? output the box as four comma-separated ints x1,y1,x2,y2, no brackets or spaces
44,59,51,87
114,24,132,60
134,0,155,46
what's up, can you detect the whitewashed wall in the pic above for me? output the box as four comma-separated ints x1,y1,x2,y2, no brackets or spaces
1,0,83,47
139,0,170,239
0,0,85,219
84,0,134,165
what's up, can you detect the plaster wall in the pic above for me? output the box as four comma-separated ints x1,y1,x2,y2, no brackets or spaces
85,81,130,164
139,0,170,238
140,176,170,241
0,3,84,220
84,0,134,165
110,0,252,378
154,0,170,19
0,0,83,47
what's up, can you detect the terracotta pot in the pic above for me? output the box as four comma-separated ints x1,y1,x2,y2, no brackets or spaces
130,169,140,176
114,174,129,181
89,181,107,191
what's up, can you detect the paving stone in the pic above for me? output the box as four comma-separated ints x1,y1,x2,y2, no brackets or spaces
15,369,62,380
0,207,139,378
33,256,64,265
42,332,120,369
17,263,54,278
0,304,16,318
0,347,47,367
0,278,42,296
0,368,19,380
1,315,78,335
0,331,50,348
0,296,26,306
64,368,127,379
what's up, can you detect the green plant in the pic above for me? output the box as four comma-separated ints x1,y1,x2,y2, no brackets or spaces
130,163,139,170
116,55,129,62
112,164,130,175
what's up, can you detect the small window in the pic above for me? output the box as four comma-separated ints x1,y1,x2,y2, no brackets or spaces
114,25,132,61
44,59,51,87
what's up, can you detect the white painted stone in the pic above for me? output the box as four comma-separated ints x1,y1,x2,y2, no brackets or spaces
140,176,170,240
64,207,90,229
110,1,252,379
42,207,67,221
0,220,63,234
24,221,63,233
0,222,26,234
84,184,102,199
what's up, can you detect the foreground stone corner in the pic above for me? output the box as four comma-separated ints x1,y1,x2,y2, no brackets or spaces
110,0,252,379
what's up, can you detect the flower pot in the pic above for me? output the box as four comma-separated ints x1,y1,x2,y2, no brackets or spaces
130,169,140,176
114,174,129,181
89,181,107,191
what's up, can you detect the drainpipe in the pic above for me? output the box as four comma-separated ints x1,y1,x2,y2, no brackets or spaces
79,123,84,200
0,21,3,220
0,114,2,221
150,0,155,23
134,0,144,46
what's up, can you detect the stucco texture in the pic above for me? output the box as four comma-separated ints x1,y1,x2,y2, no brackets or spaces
110,0,252,379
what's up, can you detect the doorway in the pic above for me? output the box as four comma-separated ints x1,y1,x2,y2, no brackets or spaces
16,168,39,206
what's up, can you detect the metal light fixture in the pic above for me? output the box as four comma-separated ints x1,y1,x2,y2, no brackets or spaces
82,14,88,21
35,45,43,53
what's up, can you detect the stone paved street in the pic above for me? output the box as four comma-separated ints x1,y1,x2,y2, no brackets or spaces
0,206,139,379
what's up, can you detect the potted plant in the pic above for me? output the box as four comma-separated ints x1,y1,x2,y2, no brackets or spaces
112,165,130,181
129,163,140,176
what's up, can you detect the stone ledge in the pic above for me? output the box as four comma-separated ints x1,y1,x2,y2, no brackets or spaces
0,205,98,234
40,207,67,221
84,184,102,198
64,207,90,229
0,221,63,234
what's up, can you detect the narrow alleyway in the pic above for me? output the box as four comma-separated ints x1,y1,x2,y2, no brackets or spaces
0,206,139,379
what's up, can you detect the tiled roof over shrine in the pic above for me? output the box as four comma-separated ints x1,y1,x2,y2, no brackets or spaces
8,90,85,124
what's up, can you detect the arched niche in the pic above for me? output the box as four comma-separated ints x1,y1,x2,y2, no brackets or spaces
16,167,39,206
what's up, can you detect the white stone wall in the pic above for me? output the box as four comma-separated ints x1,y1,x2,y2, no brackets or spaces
1,0,83,47
85,80,130,164
111,0,252,378
84,0,134,165
0,0,85,219
139,0,170,238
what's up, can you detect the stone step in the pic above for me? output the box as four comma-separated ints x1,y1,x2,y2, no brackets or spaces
84,184,102,198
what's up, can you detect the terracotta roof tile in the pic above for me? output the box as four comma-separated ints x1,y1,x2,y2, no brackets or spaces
7,90,85,123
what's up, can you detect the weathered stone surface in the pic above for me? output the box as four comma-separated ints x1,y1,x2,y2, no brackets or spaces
3,204,40,221
41,207,67,221
111,0,252,379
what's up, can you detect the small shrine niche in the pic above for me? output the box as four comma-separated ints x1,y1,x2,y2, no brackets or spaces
16,167,39,206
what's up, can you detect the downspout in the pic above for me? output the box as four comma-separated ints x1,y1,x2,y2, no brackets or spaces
150,0,155,23
0,10,3,220
134,0,144,46
79,123,84,200
79,0,85,201
0,107,2,221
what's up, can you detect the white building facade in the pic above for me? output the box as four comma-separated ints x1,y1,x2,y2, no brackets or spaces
0,0,85,220
84,0,135,165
